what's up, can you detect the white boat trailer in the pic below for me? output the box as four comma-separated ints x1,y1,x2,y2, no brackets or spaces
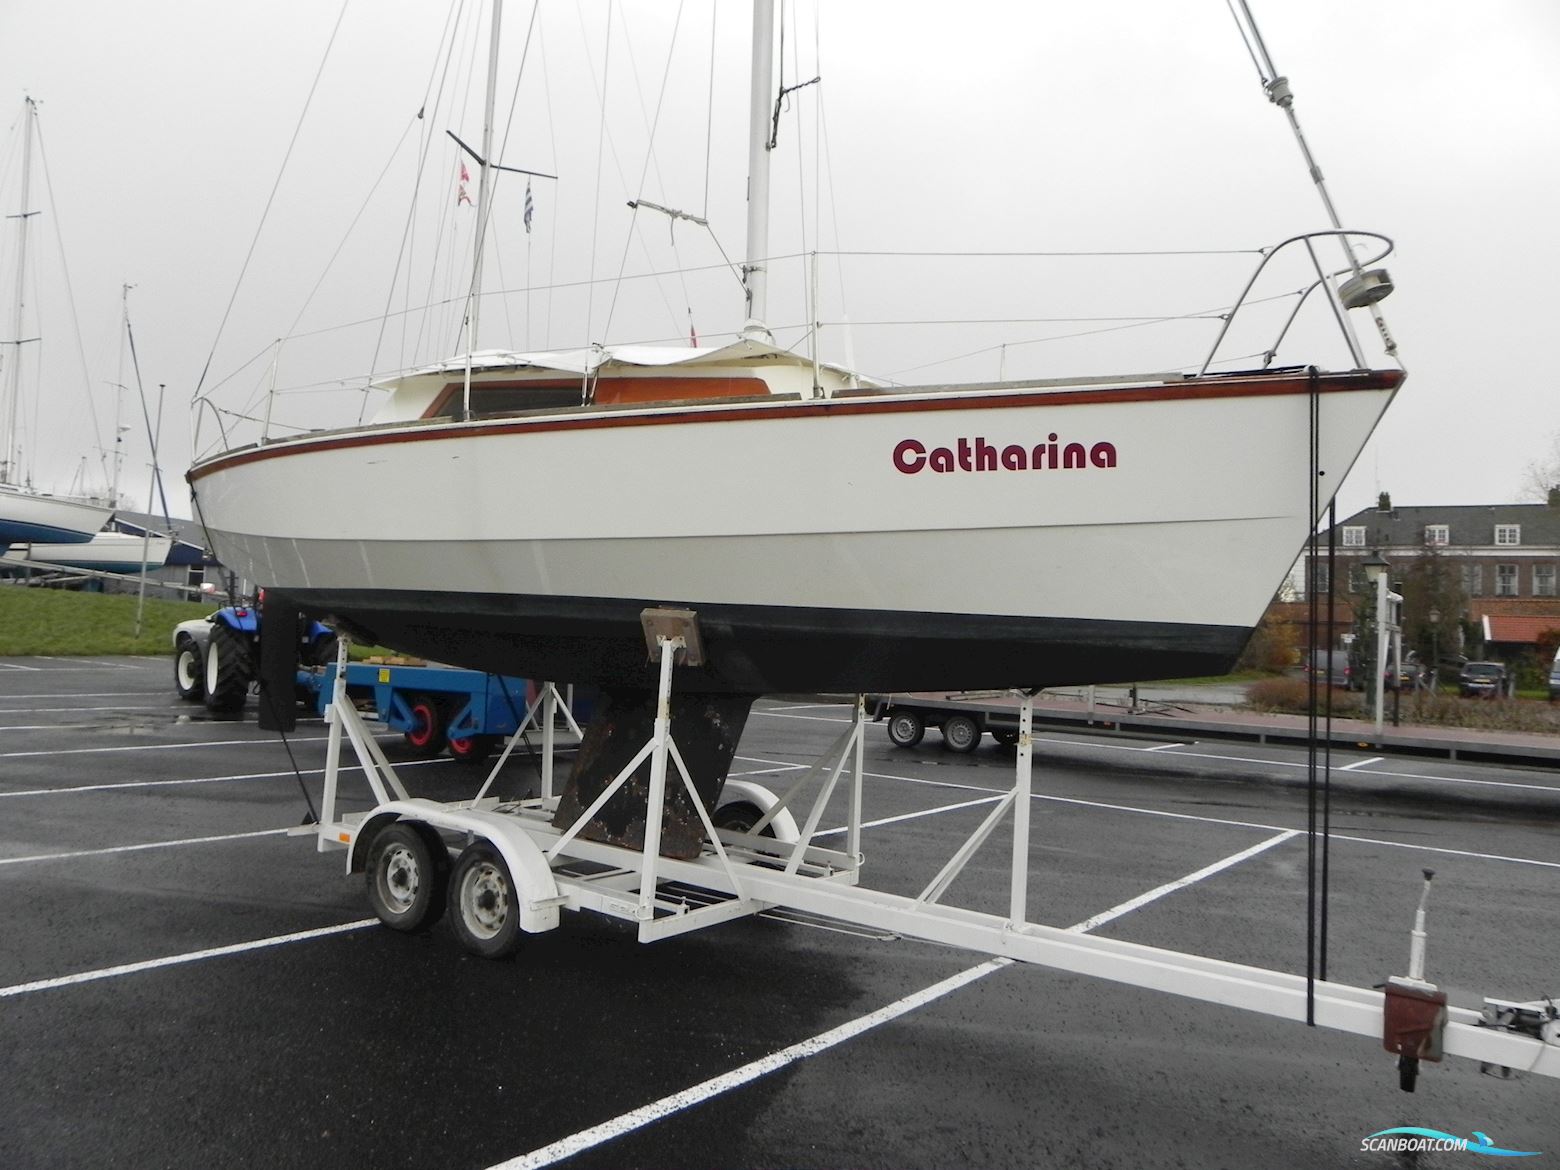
309,613,1559,1089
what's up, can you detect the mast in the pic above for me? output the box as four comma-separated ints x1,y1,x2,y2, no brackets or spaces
462,0,505,417
3,97,39,486
740,0,775,342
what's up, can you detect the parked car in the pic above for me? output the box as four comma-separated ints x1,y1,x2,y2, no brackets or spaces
1301,650,1354,689
1385,651,1428,692
1548,652,1560,703
1458,660,1509,699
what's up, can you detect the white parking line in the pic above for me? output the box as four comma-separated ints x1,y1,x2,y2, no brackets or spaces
0,920,377,1000
0,828,288,866
0,735,329,761
736,754,1560,871
490,829,1297,1170
0,704,182,715
750,709,854,724
0,754,452,798
1340,756,1384,771
0,691,167,700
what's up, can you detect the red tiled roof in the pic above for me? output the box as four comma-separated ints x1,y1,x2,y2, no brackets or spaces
1482,614,1560,644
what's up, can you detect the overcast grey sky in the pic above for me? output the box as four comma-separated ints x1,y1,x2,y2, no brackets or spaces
2,1,1556,522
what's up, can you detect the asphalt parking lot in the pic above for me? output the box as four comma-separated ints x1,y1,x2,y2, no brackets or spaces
2,656,1556,1169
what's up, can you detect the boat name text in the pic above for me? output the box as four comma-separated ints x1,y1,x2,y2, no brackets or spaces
893,435,1117,475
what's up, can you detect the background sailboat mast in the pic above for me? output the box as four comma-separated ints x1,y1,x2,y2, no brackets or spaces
3,97,39,485
740,0,775,342
462,0,505,417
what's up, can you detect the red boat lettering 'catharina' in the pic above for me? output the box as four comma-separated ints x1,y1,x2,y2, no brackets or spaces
893,435,1118,475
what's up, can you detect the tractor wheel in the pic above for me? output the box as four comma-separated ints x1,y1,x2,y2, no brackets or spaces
306,633,340,667
203,623,252,712
174,639,204,701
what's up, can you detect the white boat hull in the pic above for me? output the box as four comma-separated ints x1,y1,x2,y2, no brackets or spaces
5,531,174,574
0,486,114,547
188,369,1400,692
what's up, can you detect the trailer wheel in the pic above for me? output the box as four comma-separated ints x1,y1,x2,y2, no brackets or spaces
174,640,204,701
713,801,776,838
402,694,446,756
448,733,499,765
203,623,251,712
365,823,447,932
991,728,1019,747
885,709,925,748
448,843,521,958
941,714,982,753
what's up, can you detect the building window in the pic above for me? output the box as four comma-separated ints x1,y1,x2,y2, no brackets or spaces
1462,564,1484,597
1496,563,1518,597
1424,525,1449,546
1310,562,1331,597
1495,524,1521,546
1535,564,1556,597
1341,526,1366,547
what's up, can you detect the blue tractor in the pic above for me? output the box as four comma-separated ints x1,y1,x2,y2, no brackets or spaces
173,592,337,713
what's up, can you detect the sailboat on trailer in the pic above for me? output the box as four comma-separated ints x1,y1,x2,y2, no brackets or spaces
188,2,1403,700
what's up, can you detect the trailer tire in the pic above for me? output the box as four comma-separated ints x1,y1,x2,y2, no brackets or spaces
991,728,1019,747
203,623,251,712
402,693,446,756
448,843,521,958
885,709,925,748
448,733,499,765
174,639,204,701
941,714,982,753
365,823,447,932
713,801,776,838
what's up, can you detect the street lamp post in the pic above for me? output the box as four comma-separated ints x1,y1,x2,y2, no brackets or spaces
1428,606,1441,695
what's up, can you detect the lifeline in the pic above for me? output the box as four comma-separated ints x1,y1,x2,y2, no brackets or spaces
893,435,1118,475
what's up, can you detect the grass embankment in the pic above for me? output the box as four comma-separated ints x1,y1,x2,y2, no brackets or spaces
0,588,212,656
1245,675,1560,735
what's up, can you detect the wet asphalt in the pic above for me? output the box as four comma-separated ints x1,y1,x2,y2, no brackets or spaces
1,656,1556,1169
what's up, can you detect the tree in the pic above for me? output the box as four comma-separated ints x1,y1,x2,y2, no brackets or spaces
1519,432,1560,502
1400,541,1468,674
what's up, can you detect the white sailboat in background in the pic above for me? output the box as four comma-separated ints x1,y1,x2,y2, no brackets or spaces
1,96,114,548
187,1,1403,697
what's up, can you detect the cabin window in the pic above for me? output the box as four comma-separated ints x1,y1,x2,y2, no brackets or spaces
1341,526,1366,547
425,383,584,419
1495,524,1521,546
1423,524,1449,546
1496,563,1518,597
1534,563,1556,597
421,375,768,420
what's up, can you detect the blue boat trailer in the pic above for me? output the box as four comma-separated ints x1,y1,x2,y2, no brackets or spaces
299,662,577,764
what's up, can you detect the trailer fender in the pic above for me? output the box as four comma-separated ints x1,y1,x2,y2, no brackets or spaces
718,779,801,845
349,801,561,935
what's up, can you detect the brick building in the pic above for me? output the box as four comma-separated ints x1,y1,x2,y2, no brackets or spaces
1282,497,1560,659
